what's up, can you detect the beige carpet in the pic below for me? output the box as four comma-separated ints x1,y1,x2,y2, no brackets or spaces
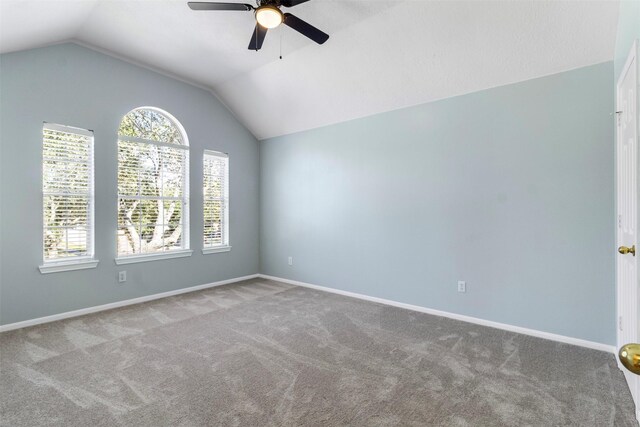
0,278,636,426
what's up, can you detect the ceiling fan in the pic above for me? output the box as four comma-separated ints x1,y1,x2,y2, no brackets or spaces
188,0,329,51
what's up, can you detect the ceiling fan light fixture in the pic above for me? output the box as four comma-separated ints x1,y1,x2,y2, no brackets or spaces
255,5,283,29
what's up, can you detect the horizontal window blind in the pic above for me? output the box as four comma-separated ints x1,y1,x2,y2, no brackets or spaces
203,150,229,248
117,108,190,257
42,124,94,262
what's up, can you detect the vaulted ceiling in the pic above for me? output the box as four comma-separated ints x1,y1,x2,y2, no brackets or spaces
0,0,621,139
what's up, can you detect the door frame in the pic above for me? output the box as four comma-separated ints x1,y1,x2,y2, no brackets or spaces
617,38,640,420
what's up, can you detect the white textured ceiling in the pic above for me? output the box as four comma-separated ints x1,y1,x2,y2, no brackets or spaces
0,0,621,139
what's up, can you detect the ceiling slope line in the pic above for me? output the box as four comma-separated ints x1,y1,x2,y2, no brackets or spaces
257,58,615,141
67,39,260,141
213,0,619,140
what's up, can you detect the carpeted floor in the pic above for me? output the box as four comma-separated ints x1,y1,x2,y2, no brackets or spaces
0,278,637,426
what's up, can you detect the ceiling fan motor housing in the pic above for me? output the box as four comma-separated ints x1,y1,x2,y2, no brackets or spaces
258,0,282,6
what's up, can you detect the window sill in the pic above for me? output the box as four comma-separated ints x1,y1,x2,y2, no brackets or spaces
39,259,100,274
202,245,231,255
115,250,193,265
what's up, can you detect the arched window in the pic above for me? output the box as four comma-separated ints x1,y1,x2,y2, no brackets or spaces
116,107,190,261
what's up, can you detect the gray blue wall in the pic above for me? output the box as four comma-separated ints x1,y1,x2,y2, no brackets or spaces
0,43,260,325
260,62,615,345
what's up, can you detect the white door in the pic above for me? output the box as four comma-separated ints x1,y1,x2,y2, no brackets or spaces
617,40,639,415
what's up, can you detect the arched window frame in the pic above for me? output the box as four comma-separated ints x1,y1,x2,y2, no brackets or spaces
115,107,192,264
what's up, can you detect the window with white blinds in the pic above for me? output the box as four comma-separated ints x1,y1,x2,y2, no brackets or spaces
116,107,191,262
42,123,95,265
203,151,229,252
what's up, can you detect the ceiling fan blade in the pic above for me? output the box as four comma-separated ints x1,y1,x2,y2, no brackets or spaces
280,0,310,7
188,2,253,11
248,24,268,51
283,13,329,45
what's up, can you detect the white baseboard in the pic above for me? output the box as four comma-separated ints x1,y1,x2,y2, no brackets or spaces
259,274,616,354
0,272,617,355
0,274,260,333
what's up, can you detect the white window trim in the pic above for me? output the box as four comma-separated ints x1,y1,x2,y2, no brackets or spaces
203,150,229,253
39,259,99,274
116,108,191,259
204,149,228,157
115,249,193,265
202,245,231,255
43,122,93,138
41,123,97,272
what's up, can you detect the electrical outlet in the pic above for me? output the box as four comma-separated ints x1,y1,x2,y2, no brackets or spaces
118,271,127,283
288,256,293,266
457,281,466,293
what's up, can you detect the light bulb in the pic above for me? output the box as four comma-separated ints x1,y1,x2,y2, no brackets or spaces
256,5,283,29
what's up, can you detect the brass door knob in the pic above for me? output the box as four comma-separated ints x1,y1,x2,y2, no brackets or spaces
618,245,636,256
620,344,640,375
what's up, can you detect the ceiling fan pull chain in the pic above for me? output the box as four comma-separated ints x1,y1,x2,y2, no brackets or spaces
279,28,283,59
